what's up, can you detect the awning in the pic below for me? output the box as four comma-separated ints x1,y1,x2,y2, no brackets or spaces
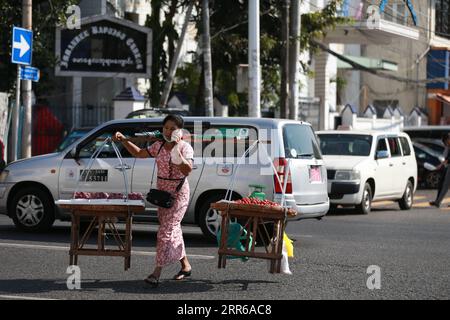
337,55,398,71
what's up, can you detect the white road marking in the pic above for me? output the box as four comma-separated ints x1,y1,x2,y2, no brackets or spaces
0,242,215,260
0,295,59,300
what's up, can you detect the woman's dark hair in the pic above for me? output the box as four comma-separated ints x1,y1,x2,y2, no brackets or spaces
162,114,184,128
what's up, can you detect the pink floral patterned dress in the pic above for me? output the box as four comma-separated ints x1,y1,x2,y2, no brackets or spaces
147,140,194,267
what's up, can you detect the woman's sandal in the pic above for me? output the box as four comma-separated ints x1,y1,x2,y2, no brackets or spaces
173,269,192,281
144,274,160,288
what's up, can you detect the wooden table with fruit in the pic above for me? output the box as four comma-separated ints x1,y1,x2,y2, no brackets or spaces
55,192,145,271
210,197,297,273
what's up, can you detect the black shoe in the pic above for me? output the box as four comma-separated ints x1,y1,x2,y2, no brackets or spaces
144,274,159,288
173,269,192,281
429,201,441,208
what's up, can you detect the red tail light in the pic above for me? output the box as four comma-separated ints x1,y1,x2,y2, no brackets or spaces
274,158,292,194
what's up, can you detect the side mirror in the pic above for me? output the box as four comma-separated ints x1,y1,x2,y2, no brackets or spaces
70,146,81,165
376,150,389,160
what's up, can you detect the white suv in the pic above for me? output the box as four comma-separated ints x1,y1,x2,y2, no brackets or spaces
0,117,329,239
316,131,417,214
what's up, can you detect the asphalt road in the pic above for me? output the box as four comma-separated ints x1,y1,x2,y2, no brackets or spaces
0,189,449,300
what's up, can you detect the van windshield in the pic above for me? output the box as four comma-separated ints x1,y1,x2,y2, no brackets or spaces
318,134,373,156
282,124,322,159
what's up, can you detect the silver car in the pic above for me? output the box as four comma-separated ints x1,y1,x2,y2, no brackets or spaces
0,117,329,239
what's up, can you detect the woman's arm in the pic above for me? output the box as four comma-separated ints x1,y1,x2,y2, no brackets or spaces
175,147,193,176
113,132,150,158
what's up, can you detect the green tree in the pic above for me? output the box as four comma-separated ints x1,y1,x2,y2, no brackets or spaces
194,0,347,115
145,0,191,107
0,0,76,94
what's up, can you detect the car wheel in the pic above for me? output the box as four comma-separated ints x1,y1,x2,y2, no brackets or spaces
398,181,414,210
198,193,240,242
355,183,372,215
425,171,440,189
10,187,55,232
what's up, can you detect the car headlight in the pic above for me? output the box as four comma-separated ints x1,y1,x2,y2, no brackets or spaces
335,170,360,181
0,170,9,183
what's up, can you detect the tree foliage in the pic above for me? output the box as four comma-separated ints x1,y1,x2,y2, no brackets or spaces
172,0,347,115
0,0,76,94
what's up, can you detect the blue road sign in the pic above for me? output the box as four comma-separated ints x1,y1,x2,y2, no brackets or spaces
11,26,33,65
20,66,40,82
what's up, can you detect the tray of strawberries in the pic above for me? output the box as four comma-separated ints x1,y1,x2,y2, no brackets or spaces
55,192,145,212
210,197,297,217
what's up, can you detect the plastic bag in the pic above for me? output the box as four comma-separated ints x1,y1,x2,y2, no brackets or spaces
280,244,292,275
283,232,294,258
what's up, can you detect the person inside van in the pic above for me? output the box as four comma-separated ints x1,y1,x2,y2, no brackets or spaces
429,133,450,208
113,115,194,287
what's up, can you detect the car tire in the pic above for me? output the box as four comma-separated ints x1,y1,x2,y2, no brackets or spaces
398,181,414,210
355,183,372,215
10,187,55,232
198,193,241,242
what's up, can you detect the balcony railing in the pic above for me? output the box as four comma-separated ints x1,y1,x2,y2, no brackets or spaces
337,0,417,29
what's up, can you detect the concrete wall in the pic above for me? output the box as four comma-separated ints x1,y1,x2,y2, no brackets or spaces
341,0,432,114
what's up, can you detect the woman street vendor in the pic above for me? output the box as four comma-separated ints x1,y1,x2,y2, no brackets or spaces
113,114,194,288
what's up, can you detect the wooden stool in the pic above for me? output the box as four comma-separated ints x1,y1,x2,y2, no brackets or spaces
58,203,144,271
211,202,295,274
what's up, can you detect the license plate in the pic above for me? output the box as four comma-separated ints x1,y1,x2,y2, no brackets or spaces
309,166,322,183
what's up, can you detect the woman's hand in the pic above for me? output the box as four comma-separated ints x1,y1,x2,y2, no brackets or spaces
172,129,183,144
113,132,125,142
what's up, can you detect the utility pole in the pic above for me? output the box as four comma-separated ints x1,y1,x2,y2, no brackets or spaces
10,66,20,162
202,0,214,116
159,0,195,108
280,0,290,119
248,0,261,118
289,0,300,120
21,0,32,159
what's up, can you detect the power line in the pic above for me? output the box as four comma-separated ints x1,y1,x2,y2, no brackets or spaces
311,39,450,85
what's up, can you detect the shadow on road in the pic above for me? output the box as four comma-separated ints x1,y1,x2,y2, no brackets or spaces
0,278,277,296
0,224,216,249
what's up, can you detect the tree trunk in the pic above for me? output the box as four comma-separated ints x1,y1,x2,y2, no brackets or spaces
159,0,195,108
289,0,300,120
149,0,163,106
165,0,179,67
280,0,290,119
202,0,214,116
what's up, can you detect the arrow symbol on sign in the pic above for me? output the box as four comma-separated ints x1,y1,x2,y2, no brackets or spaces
13,34,30,58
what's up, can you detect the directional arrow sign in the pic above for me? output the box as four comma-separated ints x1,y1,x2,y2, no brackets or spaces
20,66,40,82
11,26,33,65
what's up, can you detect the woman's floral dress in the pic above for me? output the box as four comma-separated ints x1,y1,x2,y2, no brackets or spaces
147,140,194,267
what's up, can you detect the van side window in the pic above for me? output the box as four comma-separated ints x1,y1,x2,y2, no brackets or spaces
376,138,388,153
202,126,257,158
388,137,402,157
399,137,411,156
78,126,151,159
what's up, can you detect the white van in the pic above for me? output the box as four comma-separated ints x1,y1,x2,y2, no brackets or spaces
0,117,329,239
316,131,417,214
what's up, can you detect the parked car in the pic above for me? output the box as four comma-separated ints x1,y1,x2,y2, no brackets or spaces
55,127,94,153
403,126,450,140
411,138,445,155
413,142,444,189
126,108,191,119
0,117,329,239
317,130,417,214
